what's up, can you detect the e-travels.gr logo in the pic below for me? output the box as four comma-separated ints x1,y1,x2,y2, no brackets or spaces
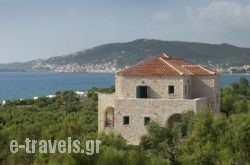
10,137,101,155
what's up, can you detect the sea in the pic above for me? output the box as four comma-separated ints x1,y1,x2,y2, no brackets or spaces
0,72,249,101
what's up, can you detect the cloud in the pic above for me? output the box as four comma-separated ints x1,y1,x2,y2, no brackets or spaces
166,0,250,46
189,1,250,30
143,1,250,47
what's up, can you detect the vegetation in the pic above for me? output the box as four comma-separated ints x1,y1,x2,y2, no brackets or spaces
0,78,249,164
221,76,250,116
1,39,250,71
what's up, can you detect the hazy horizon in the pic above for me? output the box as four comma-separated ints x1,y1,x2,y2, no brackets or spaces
1,0,250,63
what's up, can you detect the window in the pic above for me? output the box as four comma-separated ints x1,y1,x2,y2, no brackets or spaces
136,86,148,98
168,85,175,94
144,117,150,126
105,107,114,128
184,85,187,95
123,116,129,125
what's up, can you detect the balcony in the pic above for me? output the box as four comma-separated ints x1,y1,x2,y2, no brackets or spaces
114,97,208,113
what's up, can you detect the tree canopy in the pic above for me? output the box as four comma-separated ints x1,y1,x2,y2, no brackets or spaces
0,78,249,164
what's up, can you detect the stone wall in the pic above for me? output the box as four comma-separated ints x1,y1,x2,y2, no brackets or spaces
192,75,220,112
214,75,221,112
182,76,192,99
99,74,220,144
112,98,207,145
115,75,190,99
194,97,208,113
98,93,116,131
115,75,220,106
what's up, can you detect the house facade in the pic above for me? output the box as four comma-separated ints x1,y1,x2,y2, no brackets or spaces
98,53,220,145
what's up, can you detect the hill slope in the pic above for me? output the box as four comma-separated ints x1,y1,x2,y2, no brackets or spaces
1,39,250,72
45,39,250,66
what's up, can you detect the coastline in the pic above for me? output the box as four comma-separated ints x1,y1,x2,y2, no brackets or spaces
222,73,250,75
0,73,249,102
0,70,249,75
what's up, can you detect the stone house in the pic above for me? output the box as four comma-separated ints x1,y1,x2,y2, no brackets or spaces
98,53,220,145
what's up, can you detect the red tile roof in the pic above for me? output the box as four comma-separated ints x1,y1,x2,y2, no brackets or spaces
117,53,218,76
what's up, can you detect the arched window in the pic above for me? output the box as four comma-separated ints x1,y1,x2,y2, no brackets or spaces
167,113,182,126
105,107,114,128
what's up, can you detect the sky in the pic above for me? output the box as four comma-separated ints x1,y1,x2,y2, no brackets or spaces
0,0,250,63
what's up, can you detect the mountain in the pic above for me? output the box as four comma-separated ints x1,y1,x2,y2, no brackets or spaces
1,39,250,72
0,61,38,72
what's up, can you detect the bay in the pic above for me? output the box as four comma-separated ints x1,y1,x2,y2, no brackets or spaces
0,72,249,100
0,72,114,100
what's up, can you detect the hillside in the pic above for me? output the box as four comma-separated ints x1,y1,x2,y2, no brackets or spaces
0,82,250,164
42,39,250,66
0,61,37,72
1,39,250,72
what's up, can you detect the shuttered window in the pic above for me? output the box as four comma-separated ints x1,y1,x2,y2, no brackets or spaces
136,86,148,98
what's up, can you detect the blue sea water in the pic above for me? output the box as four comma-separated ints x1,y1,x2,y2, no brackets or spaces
0,72,249,100
0,72,114,100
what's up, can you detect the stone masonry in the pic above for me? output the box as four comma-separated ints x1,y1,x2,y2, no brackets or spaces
98,53,220,145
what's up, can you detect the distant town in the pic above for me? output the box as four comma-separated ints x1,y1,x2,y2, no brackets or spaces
1,39,250,74
31,60,250,74
31,61,118,73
